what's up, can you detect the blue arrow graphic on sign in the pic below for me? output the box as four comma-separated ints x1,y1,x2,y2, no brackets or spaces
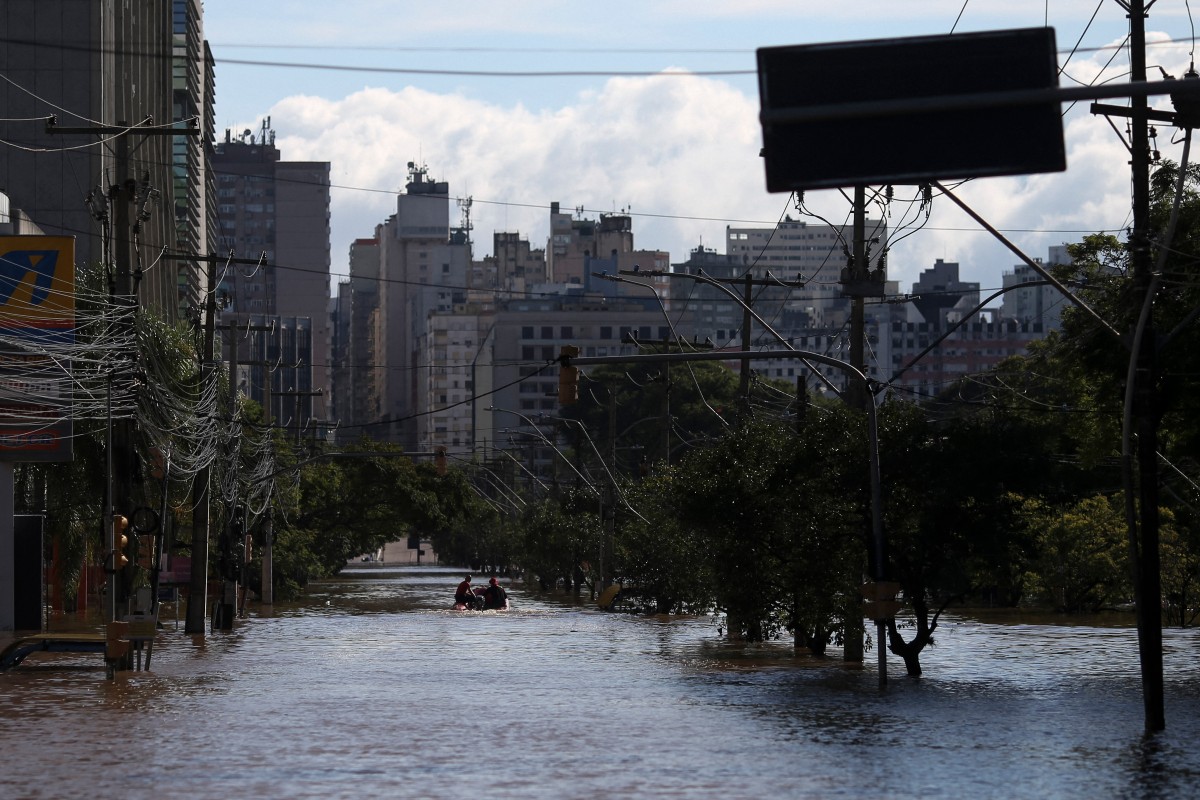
0,250,59,306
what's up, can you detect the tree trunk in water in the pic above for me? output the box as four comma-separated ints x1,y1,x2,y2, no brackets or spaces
885,593,940,677
725,610,743,642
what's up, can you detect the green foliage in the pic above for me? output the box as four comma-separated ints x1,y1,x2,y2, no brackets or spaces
1160,506,1200,627
267,444,489,595
615,471,716,613
566,360,742,467
1015,494,1131,612
658,410,864,643
511,495,599,591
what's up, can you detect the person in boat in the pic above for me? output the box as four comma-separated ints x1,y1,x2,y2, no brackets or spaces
482,577,508,610
455,575,481,609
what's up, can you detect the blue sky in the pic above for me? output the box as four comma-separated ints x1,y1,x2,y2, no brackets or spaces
201,1,1197,294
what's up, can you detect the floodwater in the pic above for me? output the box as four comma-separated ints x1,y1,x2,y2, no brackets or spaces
2,567,1200,799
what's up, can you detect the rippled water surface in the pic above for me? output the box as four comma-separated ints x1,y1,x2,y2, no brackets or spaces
2,568,1200,799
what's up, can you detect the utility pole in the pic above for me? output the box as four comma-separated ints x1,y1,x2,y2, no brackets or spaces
110,132,136,620
844,187,869,664
183,260,219,633
847,186,868,410
1127,0,1165,733
261,374,274,605
220,320,275,624
1092,0,1167,734
48,118,196,632
185,256,217,634
739,275,754,404
160,250,267,634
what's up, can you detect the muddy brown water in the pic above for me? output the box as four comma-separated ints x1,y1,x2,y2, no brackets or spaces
2,567,1199,799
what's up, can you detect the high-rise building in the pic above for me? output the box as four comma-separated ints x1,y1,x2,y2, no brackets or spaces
547,203,641,285
172,0,217,317
725,216,888,330
211,122,332,431
370,163,472,446
1001,248,1073,334
910,259,980,327
0,0,205,321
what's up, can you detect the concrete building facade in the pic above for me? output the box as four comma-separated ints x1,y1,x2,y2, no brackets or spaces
725,216,887,331
211,122,331,431
0,0,202,321
371,164,472,447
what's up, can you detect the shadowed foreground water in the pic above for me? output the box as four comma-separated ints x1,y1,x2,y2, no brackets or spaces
2,567,1199,799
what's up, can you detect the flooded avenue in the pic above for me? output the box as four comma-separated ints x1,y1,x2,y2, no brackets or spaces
2,567,1200,799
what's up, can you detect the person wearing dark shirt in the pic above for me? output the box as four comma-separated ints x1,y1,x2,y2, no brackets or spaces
482,577,508,610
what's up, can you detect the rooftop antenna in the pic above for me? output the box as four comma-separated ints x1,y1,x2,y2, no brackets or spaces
458,196,473,246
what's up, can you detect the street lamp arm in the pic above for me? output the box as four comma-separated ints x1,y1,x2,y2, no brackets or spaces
469,468,527,510
932,181,1122,343
539,413,650,525
885,280,1053,387
490,407,602,497
591,271,695,351
614,268,843,396
495,437,551,492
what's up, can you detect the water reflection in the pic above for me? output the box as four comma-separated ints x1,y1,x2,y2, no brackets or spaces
2,569,1199,799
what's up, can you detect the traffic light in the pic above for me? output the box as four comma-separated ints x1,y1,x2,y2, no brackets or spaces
110,514,129,570
558,345,580,405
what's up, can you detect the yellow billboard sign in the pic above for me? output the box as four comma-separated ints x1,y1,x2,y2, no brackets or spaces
0,236,76,461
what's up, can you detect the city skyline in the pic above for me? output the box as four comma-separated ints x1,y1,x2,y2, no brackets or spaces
200,3,1197,294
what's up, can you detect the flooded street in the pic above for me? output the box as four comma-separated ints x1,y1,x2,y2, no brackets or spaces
3,567,1200,799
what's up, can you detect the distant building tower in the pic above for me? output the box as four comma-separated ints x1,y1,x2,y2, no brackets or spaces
212,122,332,433
725,216,887,330
370,163,472,446
910,259,979,327
1001,248,1073,334
173,0,218,318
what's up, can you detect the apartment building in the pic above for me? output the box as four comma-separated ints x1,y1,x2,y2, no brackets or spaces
372,164,472,446
211,123,332,430
725,216,888,330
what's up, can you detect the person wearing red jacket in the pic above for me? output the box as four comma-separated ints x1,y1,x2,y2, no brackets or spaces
455,575,481,609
